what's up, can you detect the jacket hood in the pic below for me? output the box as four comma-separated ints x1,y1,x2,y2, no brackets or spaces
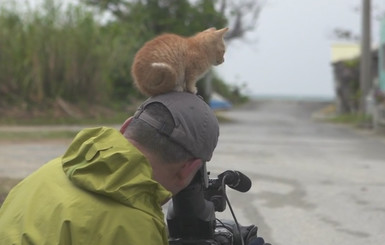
62,127,172,212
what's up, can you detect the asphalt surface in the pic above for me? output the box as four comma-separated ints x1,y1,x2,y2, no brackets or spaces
209,100,385,245
1,99,385,245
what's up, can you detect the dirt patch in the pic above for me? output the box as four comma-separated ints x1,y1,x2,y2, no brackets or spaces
0,98,137,125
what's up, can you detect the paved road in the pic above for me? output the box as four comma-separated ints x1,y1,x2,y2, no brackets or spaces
209,100,385,245
1,99,385,245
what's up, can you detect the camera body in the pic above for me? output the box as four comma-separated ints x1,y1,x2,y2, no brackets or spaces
167,165,262,245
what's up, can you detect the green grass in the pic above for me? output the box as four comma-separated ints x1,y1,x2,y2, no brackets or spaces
328,113,372,126
0,111,131,126
0,0,140,107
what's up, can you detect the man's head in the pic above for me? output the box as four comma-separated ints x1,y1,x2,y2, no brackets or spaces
121,92,219,195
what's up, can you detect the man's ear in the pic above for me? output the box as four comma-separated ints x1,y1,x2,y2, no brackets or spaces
176,159,202,188
120,117,133,134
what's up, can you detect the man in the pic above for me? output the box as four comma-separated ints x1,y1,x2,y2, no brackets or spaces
0,92,219,245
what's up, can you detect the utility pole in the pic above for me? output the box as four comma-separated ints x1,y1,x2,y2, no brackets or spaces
360,0,372,114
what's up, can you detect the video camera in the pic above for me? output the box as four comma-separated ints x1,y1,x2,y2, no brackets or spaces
167,164,270,245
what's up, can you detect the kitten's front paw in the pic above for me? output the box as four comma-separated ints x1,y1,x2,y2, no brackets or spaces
187,87,198,94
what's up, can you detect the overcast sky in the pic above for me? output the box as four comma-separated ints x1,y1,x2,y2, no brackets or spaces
216,0,385,98
13,0,385,98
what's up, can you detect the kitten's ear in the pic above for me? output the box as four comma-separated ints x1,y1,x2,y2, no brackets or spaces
216,27,229,37
203,27,216,32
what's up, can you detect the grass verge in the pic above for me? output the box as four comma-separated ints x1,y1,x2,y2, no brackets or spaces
327,113,372,127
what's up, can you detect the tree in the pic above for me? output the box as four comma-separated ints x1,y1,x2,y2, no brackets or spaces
331,2,384,115
82,0,263,41
217,0,262,41
331,3,384,42
82,0,263,102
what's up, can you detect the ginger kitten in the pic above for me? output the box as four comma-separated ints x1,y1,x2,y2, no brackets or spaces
131,27,229,96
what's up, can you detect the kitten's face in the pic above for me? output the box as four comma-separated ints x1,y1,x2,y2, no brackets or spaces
215,41,226,65
200,27,228,66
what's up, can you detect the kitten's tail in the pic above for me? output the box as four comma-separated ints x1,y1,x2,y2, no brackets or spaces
133,62,177,96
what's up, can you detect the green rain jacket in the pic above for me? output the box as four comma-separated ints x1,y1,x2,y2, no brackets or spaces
0,127,172,245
